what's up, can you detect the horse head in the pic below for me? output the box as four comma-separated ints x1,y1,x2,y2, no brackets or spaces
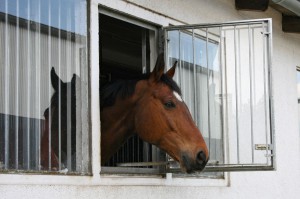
133,54,209,173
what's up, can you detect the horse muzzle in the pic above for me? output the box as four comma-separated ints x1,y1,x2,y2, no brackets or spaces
181,150,209,173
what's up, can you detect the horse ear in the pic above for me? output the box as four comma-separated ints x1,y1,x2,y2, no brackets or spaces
71,74,76,85
51,67,63,90
150,53,165,83
166,61,177,78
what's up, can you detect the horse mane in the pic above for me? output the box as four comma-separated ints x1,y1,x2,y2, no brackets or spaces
100,74,182,109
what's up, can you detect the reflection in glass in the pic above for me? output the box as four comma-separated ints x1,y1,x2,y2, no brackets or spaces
0,0,89,174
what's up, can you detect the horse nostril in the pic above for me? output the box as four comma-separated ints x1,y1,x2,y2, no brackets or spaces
196,150,206,165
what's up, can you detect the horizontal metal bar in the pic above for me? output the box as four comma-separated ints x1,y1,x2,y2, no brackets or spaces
168,164,275,173
101,167,161,175
164,19,271,31
117,162,167,167
0,169,91,176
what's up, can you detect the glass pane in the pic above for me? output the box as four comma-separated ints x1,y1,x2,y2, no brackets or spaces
0,0,89,174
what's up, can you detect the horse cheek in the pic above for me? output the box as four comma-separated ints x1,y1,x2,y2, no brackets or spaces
134,105,159,145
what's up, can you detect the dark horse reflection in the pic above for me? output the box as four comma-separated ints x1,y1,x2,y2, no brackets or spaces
41,68,77,171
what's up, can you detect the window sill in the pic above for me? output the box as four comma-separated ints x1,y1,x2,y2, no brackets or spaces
0,172,229,187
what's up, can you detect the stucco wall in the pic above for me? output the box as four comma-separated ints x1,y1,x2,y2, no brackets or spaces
1,0,300,198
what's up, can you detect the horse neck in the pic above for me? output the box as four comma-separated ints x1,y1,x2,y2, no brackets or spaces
100,95,139,164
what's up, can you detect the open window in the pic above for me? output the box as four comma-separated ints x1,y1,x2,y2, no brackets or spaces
99,12,167,174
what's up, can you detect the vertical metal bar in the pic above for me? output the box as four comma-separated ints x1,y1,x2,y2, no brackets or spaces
47,0,52,170
192,29,198,122
252,28,256,105
142,30,148,162
164,29,169,70
4,0,10,170
262,22,269,165
58,0,62,170
26,0,31,170
142,30,147,74
77,5,83,172
66,5,72,171
205,28,211,153
267,19,275,168
15,0,20,170
36,0,41,170
234,26,240,164
223,29,231,166
248,25,255,164
178,30,182,88
219,26,225,164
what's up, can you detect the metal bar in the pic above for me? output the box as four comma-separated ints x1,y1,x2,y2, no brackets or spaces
223,30,230,166
252,28,256,104
26,0,31,170
4,1,9,170
47,0,52,170
192,29,198,122
36,1,42,170
168,164,275,173
58,1,62,170
262,22,269,165
219,26,225,165
142,30,147,74
248,25,255,163
164,29,169,70
117,162,167,167
178,30,182,88
76,15,83,172
101,167,161,175
141,29,147,163
266,19,276,169
234,26,240,164
15,0,20,170
66,6,72,171
164,19,272,31
205,28,211,153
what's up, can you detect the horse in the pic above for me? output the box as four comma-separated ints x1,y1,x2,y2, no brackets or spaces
41,68,77,171
42,54,209,173
101,54,209,173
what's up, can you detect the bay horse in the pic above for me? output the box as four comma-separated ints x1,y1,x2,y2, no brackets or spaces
101,54,209,173
42,54,209,173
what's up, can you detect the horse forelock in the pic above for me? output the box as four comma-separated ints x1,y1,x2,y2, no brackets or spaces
100,74,182,109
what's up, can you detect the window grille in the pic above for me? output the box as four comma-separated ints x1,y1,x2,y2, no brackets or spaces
0,0,89,174
165,19,275,172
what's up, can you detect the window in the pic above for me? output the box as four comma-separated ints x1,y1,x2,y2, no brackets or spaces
0,0,89,174
99,12,165,175
165,19,275,172
99,9,275,177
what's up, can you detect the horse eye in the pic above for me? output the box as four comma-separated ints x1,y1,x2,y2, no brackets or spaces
164,101,176,109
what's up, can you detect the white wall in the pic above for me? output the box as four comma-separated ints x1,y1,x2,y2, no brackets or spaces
1,0,300,198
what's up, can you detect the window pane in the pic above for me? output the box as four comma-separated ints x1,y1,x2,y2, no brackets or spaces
0,0,89,174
